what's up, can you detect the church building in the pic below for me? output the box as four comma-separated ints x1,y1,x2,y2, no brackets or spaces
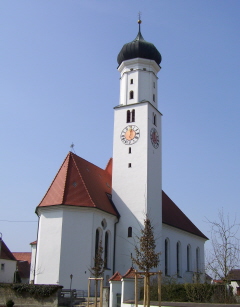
30,21,207,290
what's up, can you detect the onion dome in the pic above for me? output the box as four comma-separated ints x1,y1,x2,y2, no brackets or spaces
117,20,162,66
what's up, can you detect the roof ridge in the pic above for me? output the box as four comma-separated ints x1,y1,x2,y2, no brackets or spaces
36,153,71,213
61,152,71,204
70,152,95,207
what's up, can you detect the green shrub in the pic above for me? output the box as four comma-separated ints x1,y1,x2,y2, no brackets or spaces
6,299,14,307
11,284,60,298
140,281,236,303
184,283,213,302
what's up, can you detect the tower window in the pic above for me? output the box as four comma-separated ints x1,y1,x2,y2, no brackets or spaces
128,163,132,168
143,68,146,71
129,91,134,99
130,68,133,71
130,79,133,84
132,109,135,122
128,227,132,237
153,94,155,102
126,109,135,123
129,147,131,154
127,110,131,123
153,82,155,88
153,113,157,126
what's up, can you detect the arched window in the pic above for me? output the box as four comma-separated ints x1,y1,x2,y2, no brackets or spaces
128,227,132,237
165,238,169,276
95,229,99,257
104,232,109,268
153,113,157,126
129,91,134,99
177,241,181,277
126,109,135,123
187,244,191,271
130,79,133,84
132,109,135,122
196,247,200,272
153,94,155,102
127,110,131,123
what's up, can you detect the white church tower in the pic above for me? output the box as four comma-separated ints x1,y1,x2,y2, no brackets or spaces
112,20,163,274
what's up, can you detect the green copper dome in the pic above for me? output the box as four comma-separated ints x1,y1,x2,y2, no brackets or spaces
117,23,162,66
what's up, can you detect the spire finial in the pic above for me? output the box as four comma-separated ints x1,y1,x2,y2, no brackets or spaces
138,12,142,32
70,142,76,154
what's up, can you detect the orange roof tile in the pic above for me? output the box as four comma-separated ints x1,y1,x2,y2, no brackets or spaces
122,267,136,279
37,152,118,216
109,271,122,281
12,252,31,264
162,191,208,239
30,240,37,245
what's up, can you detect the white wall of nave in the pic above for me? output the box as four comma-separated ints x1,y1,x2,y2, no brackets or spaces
162,224,206,283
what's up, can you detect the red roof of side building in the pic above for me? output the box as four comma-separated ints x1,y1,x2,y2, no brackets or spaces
109,271,122,281
37,152,118,217
122,267,136,279
12,252,31,264
0,240,16,261
12,253,31,280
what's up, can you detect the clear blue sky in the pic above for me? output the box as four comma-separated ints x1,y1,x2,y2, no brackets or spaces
1,1,239,256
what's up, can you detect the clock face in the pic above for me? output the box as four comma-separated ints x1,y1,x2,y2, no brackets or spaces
120,125,140,145
150,128,159,149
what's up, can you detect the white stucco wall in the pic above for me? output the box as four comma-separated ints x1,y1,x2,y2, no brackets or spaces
109,280,122,307
30,243,36,283
162,224,206,283
118,58,160,108
0,259,17,283
112,101,162,275
34,207,63,285
121,278,135,302
35,206,117,290
230,281,240,295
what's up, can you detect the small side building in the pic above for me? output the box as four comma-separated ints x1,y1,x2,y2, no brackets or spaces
0,239,17,283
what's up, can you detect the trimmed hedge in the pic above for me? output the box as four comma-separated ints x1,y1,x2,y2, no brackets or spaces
141,282,236,303
0,283,60,298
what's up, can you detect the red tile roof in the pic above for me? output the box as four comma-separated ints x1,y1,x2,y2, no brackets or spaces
30,240,37,245
109,271,122,281
37,152,118,216
162,191,208,239
12,253,31,280
122,267,136,279
12,252,31,264
36,152,207,239
0,240,16,261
